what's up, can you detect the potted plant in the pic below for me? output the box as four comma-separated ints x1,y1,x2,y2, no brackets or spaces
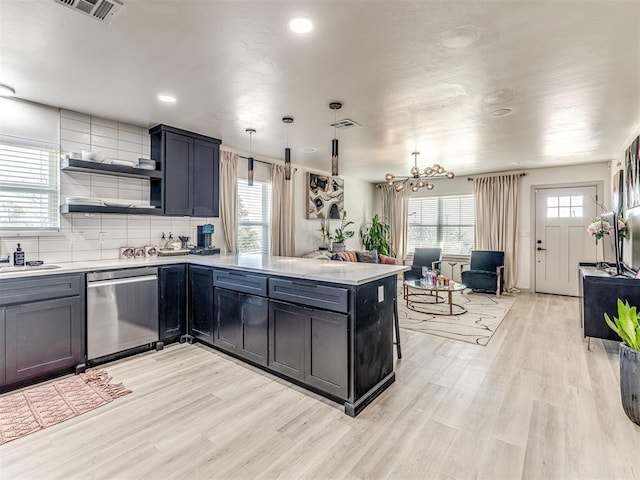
331,211,354,253
360,214,394,256
604,299,640,425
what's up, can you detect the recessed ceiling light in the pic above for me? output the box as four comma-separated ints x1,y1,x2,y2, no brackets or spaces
158,94,176,103
302,147,317,153
484,89,514,105
288,17,313,34
492,108,513,116
0,83,16,97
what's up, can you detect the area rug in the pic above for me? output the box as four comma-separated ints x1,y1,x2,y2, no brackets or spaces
397,287,516,346
0,369,131,445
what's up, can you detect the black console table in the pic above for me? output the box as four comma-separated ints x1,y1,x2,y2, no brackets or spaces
579,264,640,348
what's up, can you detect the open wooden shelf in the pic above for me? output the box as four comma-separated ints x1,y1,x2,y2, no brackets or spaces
61,158,162,179
60,204,163,216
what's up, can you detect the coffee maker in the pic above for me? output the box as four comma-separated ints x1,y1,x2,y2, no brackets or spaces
190,224,220,255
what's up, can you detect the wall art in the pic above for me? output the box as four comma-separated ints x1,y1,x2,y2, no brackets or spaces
307,173,344,219
625,135,640,209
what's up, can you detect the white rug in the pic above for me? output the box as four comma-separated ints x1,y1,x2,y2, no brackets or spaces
397,287,517,346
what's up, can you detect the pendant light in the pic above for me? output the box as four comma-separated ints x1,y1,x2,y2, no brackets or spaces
282,116,294,181
245,128,256,186
329,102,342,176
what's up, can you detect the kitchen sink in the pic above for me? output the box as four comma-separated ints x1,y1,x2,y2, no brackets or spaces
0,264,61,274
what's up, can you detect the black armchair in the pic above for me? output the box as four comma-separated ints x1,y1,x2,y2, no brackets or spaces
404,248,442,281
460,250,505,296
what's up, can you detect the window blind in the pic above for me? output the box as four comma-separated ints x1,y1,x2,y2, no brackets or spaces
407,194,475,255
0,136,60,232
237,179,272,254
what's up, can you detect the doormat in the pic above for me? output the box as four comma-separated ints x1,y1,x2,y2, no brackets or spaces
0,369,131,445
398,288,517,346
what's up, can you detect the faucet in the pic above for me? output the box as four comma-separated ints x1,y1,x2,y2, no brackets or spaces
0,255,9,264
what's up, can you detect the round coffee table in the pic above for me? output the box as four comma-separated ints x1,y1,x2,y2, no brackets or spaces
403,279,467,315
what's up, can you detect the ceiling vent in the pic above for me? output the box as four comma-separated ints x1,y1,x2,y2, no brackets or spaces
329,118,362,129
54,0,123,24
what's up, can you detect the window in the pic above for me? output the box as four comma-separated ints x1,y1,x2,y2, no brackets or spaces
0,137,60,232
237,179,271,254
546,195,583,218
407,194,475,256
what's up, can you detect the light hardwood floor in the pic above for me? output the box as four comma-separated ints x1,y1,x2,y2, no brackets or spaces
1,292,638,480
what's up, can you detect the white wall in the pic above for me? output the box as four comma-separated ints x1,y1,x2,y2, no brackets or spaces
294,169,375,255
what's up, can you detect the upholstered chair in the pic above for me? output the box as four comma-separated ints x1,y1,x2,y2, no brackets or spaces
460,250,505,296
403,248,442,298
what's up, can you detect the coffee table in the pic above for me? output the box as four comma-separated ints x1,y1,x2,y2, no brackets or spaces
403,279,467,315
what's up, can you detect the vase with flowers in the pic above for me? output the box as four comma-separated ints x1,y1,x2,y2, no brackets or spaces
586,214,627,267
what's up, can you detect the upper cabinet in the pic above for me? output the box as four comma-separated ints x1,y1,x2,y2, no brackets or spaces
150,124,221,217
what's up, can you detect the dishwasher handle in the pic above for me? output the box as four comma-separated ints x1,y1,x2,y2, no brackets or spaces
87,274,158,289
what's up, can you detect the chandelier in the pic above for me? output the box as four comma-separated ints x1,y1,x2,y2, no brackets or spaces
384,151,455,192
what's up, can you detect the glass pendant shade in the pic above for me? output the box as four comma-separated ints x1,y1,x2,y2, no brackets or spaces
248,157,254,186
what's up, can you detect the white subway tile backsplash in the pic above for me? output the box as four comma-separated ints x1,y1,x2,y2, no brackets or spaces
91,174,119,189
117,123,142,135
38,237,72,253
91,186,119,199
142,135,150,147
72,250,102,262
100,249,120,260
127,216,150,229
91,124,117,139
91,134,118,150
118,177,144,190
73,215,102,230
61,117,90,133
142,145,151,157
101,147,119,162
61,171,92,186
61,109,91,122
118,130,143,144
61,139,90,153
39,251,73,263
118,140,142,154
0,238,38,257
61,128,91,145
101,215,127,229
91,117,118,129
127,228,151,243
61,182,91,198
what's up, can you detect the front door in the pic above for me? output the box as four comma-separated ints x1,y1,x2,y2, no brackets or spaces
535,185,598,296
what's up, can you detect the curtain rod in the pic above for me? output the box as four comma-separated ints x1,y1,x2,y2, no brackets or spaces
467,172,526,181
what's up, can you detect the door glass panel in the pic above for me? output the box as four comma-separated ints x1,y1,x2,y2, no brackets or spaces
559,196,571,206
547,207,558,218
571,195,583,206
572,207,583,217
559,207,571,217
547,197,558,207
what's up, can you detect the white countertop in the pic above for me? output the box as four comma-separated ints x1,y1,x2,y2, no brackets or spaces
0,254,409,285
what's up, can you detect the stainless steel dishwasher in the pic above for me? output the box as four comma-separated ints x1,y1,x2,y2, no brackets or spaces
87,267,159,360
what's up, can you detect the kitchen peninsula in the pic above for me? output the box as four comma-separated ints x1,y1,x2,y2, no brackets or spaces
0,255,409,416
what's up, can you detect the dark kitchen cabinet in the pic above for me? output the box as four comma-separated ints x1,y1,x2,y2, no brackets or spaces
150,124,221,217
269,300,348,399
0,274,85,389
214,288,268,366
188,265,214,345
159,264,187,343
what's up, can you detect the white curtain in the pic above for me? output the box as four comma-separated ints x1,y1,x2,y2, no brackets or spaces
220,150,238,253
380,185,409,262
271,164,296,256
473,174,520,291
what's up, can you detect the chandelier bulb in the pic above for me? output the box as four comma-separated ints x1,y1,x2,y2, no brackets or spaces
395,183,405,192
426,183,434,190
387,180,394,186
417,179,426,188
446,171,455,179
433,163,441,171
385,173,394,182
411,184,419,192
424,167,433,175
410,166,420,177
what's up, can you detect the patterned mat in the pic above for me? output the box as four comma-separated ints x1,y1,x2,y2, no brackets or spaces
398,287,516,346
0,369,131,445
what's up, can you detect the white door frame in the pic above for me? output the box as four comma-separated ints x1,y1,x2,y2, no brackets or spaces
529,180,604,293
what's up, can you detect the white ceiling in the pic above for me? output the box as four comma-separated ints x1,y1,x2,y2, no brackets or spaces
1,0,639,182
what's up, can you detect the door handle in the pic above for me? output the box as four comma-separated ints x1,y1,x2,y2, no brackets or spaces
537,247,546,251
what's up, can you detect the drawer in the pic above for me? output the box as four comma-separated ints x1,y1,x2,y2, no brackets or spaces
0,274,82,306
213,269,268,296
269,278,349,313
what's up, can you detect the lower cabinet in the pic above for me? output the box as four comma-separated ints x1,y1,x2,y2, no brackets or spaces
269,300,348,399
188,265,214,344
214,288,268,366
159,264,187,343
5,296,84,384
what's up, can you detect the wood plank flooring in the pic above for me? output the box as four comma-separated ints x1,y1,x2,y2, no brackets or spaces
1,292,638,479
